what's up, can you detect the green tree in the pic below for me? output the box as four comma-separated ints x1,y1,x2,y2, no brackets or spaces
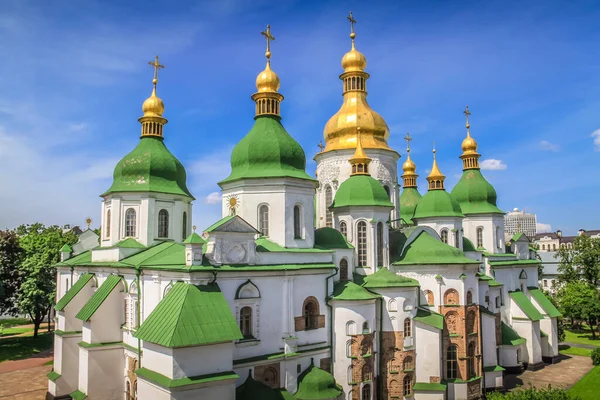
556,235,600,286
486,385,579,399
16,223,77,338
543,289,565,342
557,281,600,339
0,230,24,315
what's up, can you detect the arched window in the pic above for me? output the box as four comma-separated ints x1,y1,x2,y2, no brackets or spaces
424,290,434,305
357,221,367,267
362,364,372,381
466,310,476,334
553,243,556,251
389,358,398,373
388,298,397,312
106,209,111,238
403,356,414,371
444,289,459,305
340,221,347,238
446,345,458,379
542,244,546,250
240,306,253,339
362,321,370,334
325,186,333,227
347,390,353,400
361,383,371,400
466,290,473,304
303,298,319,329
182,211,187,239
346,340,353,358
377,222,384,267
125,208,136,237
347,365,353,385
158,209,169,238
259,205,269,236
445,311,459,334
468,342,476,378
128,281,139,330
477,227,484,248
340,258,349,281
404,318,412,337
293,205,302,239
346,320,356,336
496,226,501,249
403,374,412,396
441,229,448,244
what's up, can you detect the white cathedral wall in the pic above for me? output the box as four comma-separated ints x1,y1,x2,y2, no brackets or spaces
78,345,124,399
415,322,441,383
143,342,175,378
220,178,316,248
481,313,498,368
413,217,463,249
314,148,400,228
463,215,505,254
172,384,236,400
137,381,171,400
172,343,234,379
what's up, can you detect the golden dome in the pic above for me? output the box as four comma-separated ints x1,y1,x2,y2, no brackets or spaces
342,43,367,72
460,106,481,170
426,148,446,190
255,61,280,93
461,134,478,153
142,83,165,117
403,153,416,174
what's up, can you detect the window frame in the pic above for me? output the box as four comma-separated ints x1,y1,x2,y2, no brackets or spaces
446,345,458,379
293,205,302,239
125,208,137,238
357,221,368,267
258,204,270,237
158,209,169,238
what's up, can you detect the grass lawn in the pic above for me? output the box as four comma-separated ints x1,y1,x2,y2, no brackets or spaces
565,325,600,347
0,332,53,363
570,366,600,400
0,318,31,327
0,326,34,337
559,344,592,357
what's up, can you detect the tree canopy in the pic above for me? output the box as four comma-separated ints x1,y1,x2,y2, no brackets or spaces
557,235,600,286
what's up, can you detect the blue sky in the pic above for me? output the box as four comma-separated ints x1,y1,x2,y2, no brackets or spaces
0,0,598,235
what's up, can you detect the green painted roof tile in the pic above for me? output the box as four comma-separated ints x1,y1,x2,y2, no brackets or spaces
294,361,343,400
57,250,92,266
511,232,528,242
394,231,479,265
331,281,380,301
463,237,477,252
183,232,206,244
413,382,447,392
450,169,503,215
111,238,146,249
70,390,87,400
60,244,72,253
236,371,290,400
203,215,236,233
330,175,394,209
255,237,332,253
501,322,526,346
528,288,561,318
399,187,422,226
414,307,444,330
489,259,540,267
136,367,238,389
76,275,123,321
413,189,464,219
55,273,95,311
362,267,419,288
483,365,505,372
509,291,543,322
134,282,242,347
314,227,354,249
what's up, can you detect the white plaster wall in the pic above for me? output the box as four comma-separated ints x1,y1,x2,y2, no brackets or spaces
462,215,505,254
220,178,317,248
138,380,171,400
173,343,234,379
54,335,81,395
499,345,518,367
511,319,542,365
88,282,125,344
314,148,400,228
257,251,332,265
83,347,124,399
414,392,445,400
531,299,559,357
143,343,175,379
413,216,463,249
62,278,96,332
485,370,503,389
78,346,89,395
415,322,441,383
481,313,498,367
172,384,236,400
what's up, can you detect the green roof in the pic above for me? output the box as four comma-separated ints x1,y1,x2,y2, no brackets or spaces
362,267,419,288
394,231,479,265
330,175,394,209
70,390,87,400
528,288,561,318
413,189,464,219
102,136,194,198
511,232,528,242
236,371,291,400
108,238,146,249
183,232,206,244
220,115,313,184
134,282,242,347
450,169,503,215
399,187,422,225
489,259,540,267
509,291,543,321
294,361,343,400
501,322,526,346
489,279,504,287
136,367,238,389
413,382,447,392
55,273,95,311
57,250,92,266
204,215,236,233
314,227,354,249
76,275,123,321
414,307,444,330
255,237,331,253
60,244,72,253
331,281,380,301
483,365,505,372
463,237,477,252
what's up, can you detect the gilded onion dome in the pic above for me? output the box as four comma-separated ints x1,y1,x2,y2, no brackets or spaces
322,12,391,152
400,133,421,225
459,106,480,170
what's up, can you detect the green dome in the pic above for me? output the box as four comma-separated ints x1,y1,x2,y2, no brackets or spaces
400,187,422,225
413,189,464,219
451,169,503,215
220,116,313,184
330,175,394,209
103,137,193,198
295,361,342,400
314,227,353,249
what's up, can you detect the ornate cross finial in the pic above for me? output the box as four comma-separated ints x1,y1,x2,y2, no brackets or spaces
463,105,471,133
261,25,275,60
347,11,357,38
433,142,436,159
318,141,325,152
85,217,92,229
193,225,197,232
404,132,413,152
148,55,164,86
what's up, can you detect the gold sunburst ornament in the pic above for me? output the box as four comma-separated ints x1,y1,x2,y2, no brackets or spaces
226,195,240,215
85,217,92,229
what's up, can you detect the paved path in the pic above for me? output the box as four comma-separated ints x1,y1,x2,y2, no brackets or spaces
0,349,53,374
561,341,598,350
0,365,50,399
505,354,593,391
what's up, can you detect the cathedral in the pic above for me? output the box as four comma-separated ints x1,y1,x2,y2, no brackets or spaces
48,15,560,400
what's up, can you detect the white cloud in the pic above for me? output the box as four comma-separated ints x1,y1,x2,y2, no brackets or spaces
204,192,222,205
591,129,600,151
480,159,507,171
539,140,559,152
537,222,553,233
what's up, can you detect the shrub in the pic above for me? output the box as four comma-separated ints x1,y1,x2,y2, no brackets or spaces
591,347,600,365
485,385,579,399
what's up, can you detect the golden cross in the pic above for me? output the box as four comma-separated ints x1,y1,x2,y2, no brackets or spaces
148,55,164,84
404,132,412,151
463,105,471,130
261,25,275,59
347,11,356,35
318,141,325,152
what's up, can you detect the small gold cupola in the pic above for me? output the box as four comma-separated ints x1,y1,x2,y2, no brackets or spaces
139,55,168,138
427,146,446,191
252,25,284,117
349,127,371,175
322,12,391,152
460,106,481,170
401,133,418,188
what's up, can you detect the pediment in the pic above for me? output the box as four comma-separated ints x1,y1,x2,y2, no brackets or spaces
204,215,259,235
